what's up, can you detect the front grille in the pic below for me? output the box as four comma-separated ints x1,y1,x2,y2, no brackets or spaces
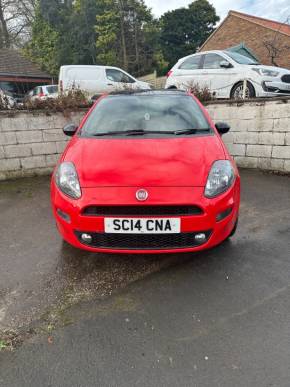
281,74,290,83
82,205,203,217
75,230,212,250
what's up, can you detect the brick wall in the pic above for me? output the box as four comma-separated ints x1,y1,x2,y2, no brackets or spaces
200,14,290,68
0,110,84,180
1,99,290,180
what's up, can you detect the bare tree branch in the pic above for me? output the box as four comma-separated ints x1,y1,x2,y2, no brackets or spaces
0,0,36,48
263,15,290,66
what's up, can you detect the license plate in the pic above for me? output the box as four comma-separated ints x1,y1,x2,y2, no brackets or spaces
104,218,181,234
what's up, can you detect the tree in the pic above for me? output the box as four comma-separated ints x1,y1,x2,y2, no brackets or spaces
0,0,36,48
263,16,290,66
95,0,120,67
95,0,160,76
160,0,219,68
25,0,100,75
68,0,99,64
126,0,161,75
0,0,10,48
38,0,74,66
24,4,59,76
24,0,219,78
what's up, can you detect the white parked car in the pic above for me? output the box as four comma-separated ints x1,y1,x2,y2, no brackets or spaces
58,65,151,97
0,89,17,108
27,85,59,101
165,50,290,99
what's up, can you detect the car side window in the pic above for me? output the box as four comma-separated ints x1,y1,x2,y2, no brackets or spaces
203,54,228,69
106,69,135,83
179,56,201,70
33,87,40,96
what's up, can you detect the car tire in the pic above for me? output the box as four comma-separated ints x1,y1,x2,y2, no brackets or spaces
220,218,238,246
229,218,238,238
230,82,255,100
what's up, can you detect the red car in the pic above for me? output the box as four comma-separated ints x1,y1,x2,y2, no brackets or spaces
51,90,240,254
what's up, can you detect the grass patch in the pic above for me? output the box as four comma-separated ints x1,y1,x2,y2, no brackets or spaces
0,340,8,351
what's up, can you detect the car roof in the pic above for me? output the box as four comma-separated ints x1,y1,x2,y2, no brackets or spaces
178,50,227,62
34,84,57,88
60,65,126,70
107,89,187,97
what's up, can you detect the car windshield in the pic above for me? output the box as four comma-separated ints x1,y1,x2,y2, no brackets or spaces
81,93,210,136
225,51,260,65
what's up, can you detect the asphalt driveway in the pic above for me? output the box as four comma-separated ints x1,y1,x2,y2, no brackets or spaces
0,176,182,332
1,169,290,386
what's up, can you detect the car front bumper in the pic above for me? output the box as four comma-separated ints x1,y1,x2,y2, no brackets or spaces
51,179,240,254
259,80,290,96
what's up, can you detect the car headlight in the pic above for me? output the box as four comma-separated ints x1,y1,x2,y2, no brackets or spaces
205,160,235,198
55,162,81,199
252,68,279,77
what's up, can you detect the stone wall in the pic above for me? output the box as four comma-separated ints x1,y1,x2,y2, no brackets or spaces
0,111,83,180
0,98,290,180
205,98,290,173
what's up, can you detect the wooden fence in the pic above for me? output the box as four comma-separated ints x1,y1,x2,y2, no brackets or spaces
138,71,166,89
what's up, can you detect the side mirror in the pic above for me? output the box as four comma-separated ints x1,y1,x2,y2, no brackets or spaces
220,61,232,69
63,123,78,137
215,122,231,135
91,94,101,102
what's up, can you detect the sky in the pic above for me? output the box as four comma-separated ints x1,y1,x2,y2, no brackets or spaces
144,0,290,23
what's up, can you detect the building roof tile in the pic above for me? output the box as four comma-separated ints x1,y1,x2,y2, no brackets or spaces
230,11,290,37
0,49,52,79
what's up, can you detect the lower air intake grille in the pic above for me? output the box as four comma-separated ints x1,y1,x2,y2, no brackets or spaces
82,205,203,217
75,230,212,250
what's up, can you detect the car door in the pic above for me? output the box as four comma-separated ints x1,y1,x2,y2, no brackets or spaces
172,55,203,90
105,68,137,92
65,67,104,96
201,53,234,98
31,86,41,100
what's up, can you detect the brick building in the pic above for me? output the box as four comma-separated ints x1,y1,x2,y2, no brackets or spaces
199,11,290,69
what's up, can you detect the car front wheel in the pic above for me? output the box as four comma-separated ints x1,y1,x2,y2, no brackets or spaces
229,218,238,237
230,82,255,100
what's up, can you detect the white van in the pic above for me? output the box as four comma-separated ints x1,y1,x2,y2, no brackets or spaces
59,65,151,96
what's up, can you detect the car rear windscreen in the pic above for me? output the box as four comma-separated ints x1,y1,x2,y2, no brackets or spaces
81,94,210,136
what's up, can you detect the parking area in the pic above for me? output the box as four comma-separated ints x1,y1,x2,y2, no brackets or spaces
1,169,290,385
0,176,183,333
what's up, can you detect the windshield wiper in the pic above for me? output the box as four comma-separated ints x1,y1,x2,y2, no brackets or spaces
92,130,125,136
174,128,211,135
91,128,211,137
92,129,177,137
123,129,176,136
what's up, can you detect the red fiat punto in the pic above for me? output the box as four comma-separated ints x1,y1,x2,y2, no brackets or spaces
51,90,240,254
